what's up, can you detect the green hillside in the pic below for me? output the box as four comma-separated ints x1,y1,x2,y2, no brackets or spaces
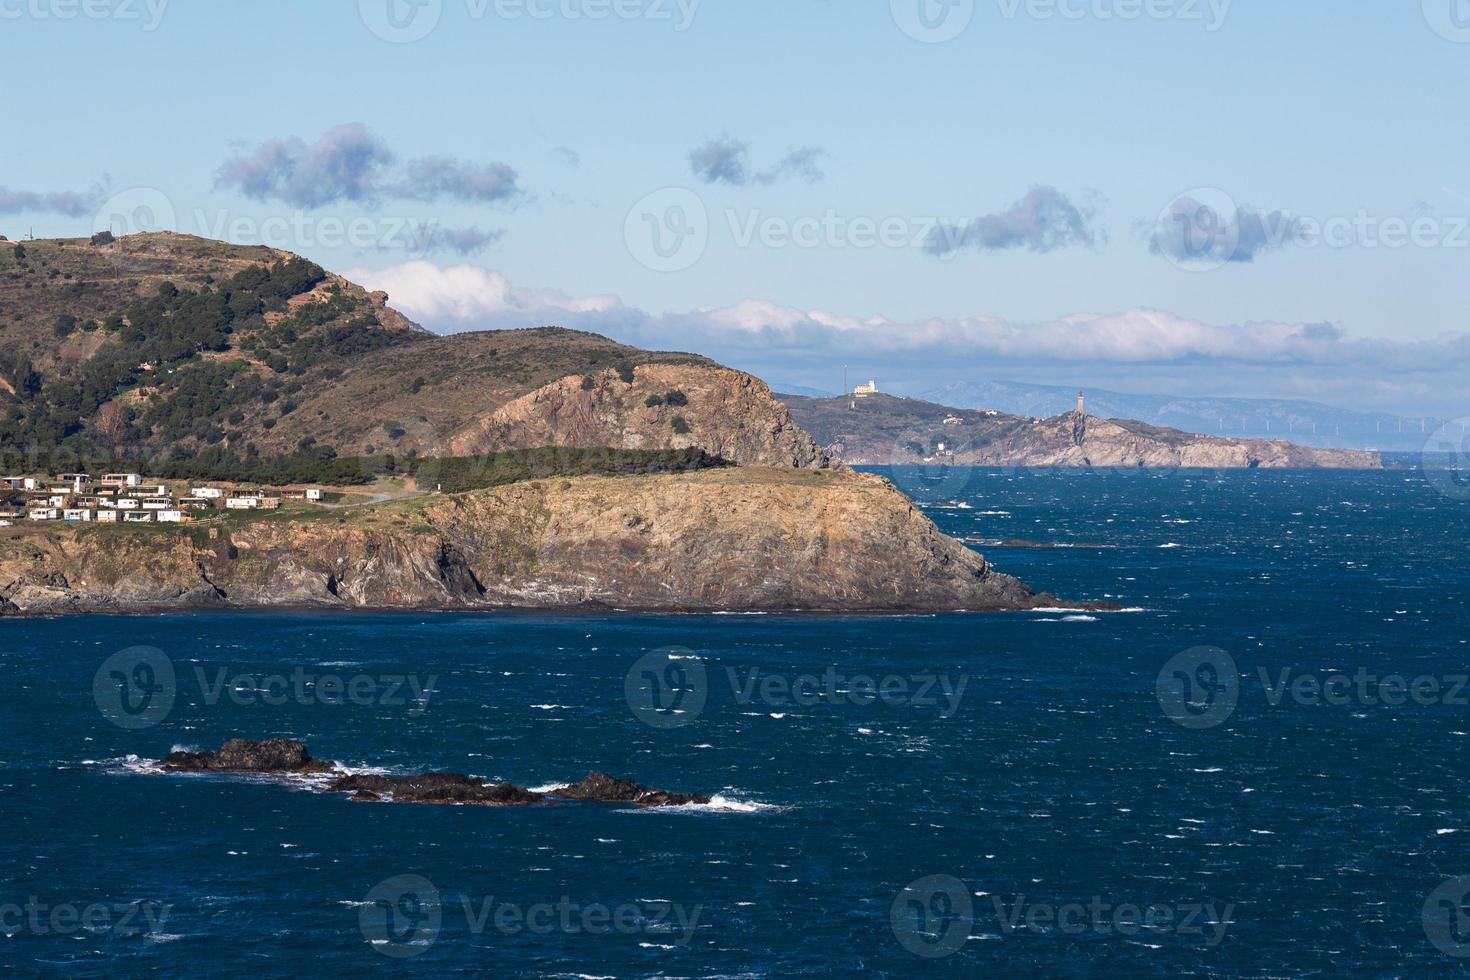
0,233,710,470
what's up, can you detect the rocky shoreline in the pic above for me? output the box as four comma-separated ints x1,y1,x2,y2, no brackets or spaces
157,739,712,809
0,468,1109,616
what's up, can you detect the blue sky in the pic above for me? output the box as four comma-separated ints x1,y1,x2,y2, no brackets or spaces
4,0,1469,414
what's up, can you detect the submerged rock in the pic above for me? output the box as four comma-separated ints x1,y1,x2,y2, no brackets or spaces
558,771,711,808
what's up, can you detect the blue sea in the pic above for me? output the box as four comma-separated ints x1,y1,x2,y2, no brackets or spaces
3,466,1470,977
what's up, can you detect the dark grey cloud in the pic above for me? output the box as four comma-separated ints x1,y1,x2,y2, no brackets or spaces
690,135,751,185
217,123,394,209
927,186,1101,257
394,157,520,205
405,224,505,256
217,123,520,210
689,136,826,186
758,146,825,185
1148,197,1300,264
0,183,106,218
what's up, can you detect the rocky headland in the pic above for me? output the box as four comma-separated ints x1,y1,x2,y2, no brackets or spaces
782,393,1382,469
0,233,1113,616
0,468,1102,615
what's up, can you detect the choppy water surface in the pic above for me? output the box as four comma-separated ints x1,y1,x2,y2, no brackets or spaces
2,467,1469,977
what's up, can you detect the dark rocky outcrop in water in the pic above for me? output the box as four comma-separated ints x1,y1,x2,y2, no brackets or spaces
160,738,336,774
326,772,544,807
559,771,711,808
151,740,706,810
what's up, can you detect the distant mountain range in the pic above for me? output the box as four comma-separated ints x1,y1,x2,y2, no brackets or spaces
920,381,1459,452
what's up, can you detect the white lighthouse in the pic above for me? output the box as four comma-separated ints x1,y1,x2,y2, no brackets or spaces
1077,390,1085,416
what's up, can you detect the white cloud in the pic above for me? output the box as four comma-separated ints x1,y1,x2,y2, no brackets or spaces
349,261,620,323
347,259,1470,413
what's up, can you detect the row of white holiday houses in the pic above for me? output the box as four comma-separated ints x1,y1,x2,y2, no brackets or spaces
0,473,324,526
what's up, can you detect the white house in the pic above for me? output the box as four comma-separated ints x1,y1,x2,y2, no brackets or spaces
28,509,59,521
2,477,39,491
122,511,154,523
141,498,172,511
116,498,141,510
63,509,95,522
191,487,224,499
305,488,324,501
96,509,119,524
156,510,185,523
225,497,261,510
56,473,91,493
853,380,879,398
102,473,143,487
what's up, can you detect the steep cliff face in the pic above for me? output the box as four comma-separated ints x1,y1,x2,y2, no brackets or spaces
0,469,1065,615
966,413,1381,469
446,364,830,469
